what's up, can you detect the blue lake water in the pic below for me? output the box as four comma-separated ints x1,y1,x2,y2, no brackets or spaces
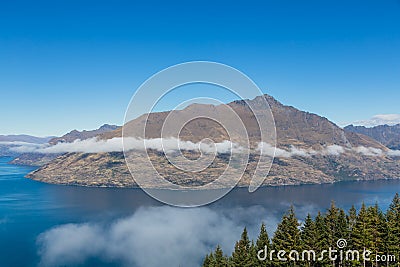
0,156,399,267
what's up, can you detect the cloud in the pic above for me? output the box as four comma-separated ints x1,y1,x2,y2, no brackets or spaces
387,149,400,157
353,146,383,156
321,145,345,156
9,137,240,154
257,143,345,158
37,207,245,267
349,114,400,127
37,204,317,267
8,137,400,159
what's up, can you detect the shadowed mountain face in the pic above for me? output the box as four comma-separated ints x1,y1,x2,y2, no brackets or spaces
27,95,400,188
345,124,400,150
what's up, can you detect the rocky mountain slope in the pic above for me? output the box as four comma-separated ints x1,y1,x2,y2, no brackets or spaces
27,95,400,188
345,124,400,150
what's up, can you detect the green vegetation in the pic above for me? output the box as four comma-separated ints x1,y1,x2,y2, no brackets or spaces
203,193,400,267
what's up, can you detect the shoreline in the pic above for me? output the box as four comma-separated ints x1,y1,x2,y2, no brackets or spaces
24,174,400,191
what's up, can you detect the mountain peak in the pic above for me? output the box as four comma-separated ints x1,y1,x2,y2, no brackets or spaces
27,93,400,189
49,124,120,145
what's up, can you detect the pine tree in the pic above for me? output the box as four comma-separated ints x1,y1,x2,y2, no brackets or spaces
301,213,317,266
386,193,400,267
325,201,339,248
351,203,370,266
247,241,260,267
314,211,330,266
347,205,357,243
231,227,251,267
213,245,228,267
201,194,400,267
256,222,271,266
337,208,349,239
364,204,386,265
203,252,214,267
271,206,301,266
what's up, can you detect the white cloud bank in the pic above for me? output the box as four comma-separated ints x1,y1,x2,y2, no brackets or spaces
36,204,319,267
9,137,238,154
37,207,244,267
258,143,348,158
349,114,400,127
8,137,400,158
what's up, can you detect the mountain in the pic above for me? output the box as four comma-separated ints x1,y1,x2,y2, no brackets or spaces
9,124,120,166
27,95,400,188
344,124,400,150
49,124,119,144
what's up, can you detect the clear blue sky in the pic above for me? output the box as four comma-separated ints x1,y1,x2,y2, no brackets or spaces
1,0,399,136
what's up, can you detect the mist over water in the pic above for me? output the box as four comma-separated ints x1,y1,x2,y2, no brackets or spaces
0,156,399,266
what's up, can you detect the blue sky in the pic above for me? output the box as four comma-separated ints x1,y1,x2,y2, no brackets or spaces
0,0,399,136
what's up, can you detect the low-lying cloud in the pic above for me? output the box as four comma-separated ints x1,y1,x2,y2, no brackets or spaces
259,142,400,158
37,207,246,267
353,146,384,156
387,149,400,157
8,137,400,158
10,137,238,154
36,204,321,267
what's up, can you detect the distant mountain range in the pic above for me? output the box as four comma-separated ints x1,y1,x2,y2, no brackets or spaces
49,124,119,145
0,134,54,144
8,124,120,166
344,124,400,150
26,94,400,188
0,135,55,157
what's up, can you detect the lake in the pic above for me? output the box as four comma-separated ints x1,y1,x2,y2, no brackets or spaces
0,156,399,267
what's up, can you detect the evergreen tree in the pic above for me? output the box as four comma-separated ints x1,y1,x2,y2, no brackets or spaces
271,206,301,266
247,241,260,267
347,205,357,243
301,213,318,266
351,203,370,266
313,211,329,266
203,252,214,267
256,222,271,266
213,245,228,267
201,193,400,267
325,201,339,248
365,204,386,265
231,227,251,267
386,193,400,267
337,208,349,239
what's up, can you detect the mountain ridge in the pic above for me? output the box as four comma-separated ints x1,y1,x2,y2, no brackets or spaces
344,124,400,150
49,124,119,144
26,94,400,188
